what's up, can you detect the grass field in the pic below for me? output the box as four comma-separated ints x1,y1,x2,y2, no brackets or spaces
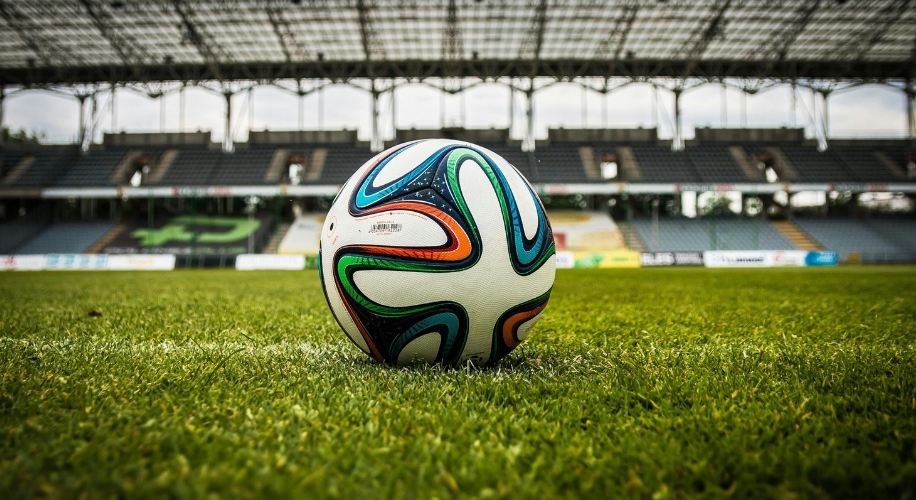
1,267,915,498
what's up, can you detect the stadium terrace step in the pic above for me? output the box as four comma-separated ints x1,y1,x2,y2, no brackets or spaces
765,146,800,181
108,150,143,185
86,222,130,254
148,149,178,183
305,148,327,182
261,222,292,254
874,150,908,179
616,146,643,181
616,221,647,252
770,220,823,251
578,146,600,180
264,148,290,183
2,155,35,185
729,146,765,181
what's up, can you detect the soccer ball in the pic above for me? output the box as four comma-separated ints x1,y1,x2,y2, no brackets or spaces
319,139,556,366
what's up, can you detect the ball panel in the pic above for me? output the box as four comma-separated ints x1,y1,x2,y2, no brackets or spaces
395,331,441,365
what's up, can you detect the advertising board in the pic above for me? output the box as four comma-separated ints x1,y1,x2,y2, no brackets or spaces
0,255,47,271
704,250,838,268
107,255,176,271
236,254,306,271
640,252,704,266
45,254,109,270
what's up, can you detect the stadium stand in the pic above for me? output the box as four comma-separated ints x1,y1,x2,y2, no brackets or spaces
629,143,700,183
631,218,797,252
55,150,127,187
15,222,117,254
686,144,754,183
865,219,916,250
152,148,222,186
212,148,275,185
531,142,591,183
829,146,902,182
0,220,49,253
311,144,374,185
9,151,76,187
793,219,906,258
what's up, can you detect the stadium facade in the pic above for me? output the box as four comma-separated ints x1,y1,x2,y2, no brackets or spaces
1,0,915,265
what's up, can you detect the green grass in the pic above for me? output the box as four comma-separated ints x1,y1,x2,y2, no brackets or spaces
1,267,915,498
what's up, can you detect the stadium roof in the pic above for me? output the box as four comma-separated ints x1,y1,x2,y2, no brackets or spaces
1,0,916,87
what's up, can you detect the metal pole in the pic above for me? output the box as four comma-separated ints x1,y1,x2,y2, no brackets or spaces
110,85,117,133
460,80,466,128
179,85,185,132
650,85,656,130
581,82,587,128
160,93,166,133
275,192,281,252
525,80,534,151
0,87,5,148
673,89,682,151
822,91,830,144
440,84,445,129
87,93,97,149
298,91,304,131
651,197,659,252
371,81,380,152
318,84,324,130
391,84,397,141
78,95,87,146
191,191,197,258
710,200,717,250
248,87,254,137
147,190,154,252
741,90,747,128
508,83,515,136
907,87,915,139
248,200,254,254
721,82,727,127
224,92,233,152
790,83,797,128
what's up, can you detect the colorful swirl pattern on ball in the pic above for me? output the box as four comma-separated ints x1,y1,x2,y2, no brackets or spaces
326,141,555,366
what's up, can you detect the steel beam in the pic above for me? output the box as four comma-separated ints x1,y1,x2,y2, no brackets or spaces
266,1,309,64
679,0,732,78
595,1,638,61
1,58,912,87
0,0,80,67
519,0,548,64
356,0,385,64
171,0,231,81
78,0,152,68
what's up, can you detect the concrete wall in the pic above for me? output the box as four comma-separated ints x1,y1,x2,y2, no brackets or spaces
248,129,359,144
103,132,214,147
692,127,805,143
546,128,658,143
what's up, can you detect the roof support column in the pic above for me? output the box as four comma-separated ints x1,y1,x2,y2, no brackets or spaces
77,94,87,151
111,85,118,133
224,91,233,153
0,86,5,149
673,88,683,151
906,84,915,140
525,80,535,152
370,80,381,153
179,85,185,133
508,83,515,137
720,82,727,127
817,89,830,151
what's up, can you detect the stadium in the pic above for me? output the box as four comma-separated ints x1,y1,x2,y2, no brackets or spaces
1,0,915,497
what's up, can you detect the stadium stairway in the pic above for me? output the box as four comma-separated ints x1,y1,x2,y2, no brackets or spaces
616,146,643,181
874,151,908,179
264,149,290,183
770,221,824,251
577,146,601,180
148,149,178,183
85,222,130,254
729,146,765,181
261,222,292,254
765,146,800,181
616,221,647,252
304,148,327,182
2,155,35,185
107,150,143,184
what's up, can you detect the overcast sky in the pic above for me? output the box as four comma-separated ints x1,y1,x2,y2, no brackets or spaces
2,80,911,145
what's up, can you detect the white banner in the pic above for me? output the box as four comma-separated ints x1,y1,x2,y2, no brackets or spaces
106,254,176,271
555,251,576,269
0,255,47,271
703,250,809,268
236,254,306,270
